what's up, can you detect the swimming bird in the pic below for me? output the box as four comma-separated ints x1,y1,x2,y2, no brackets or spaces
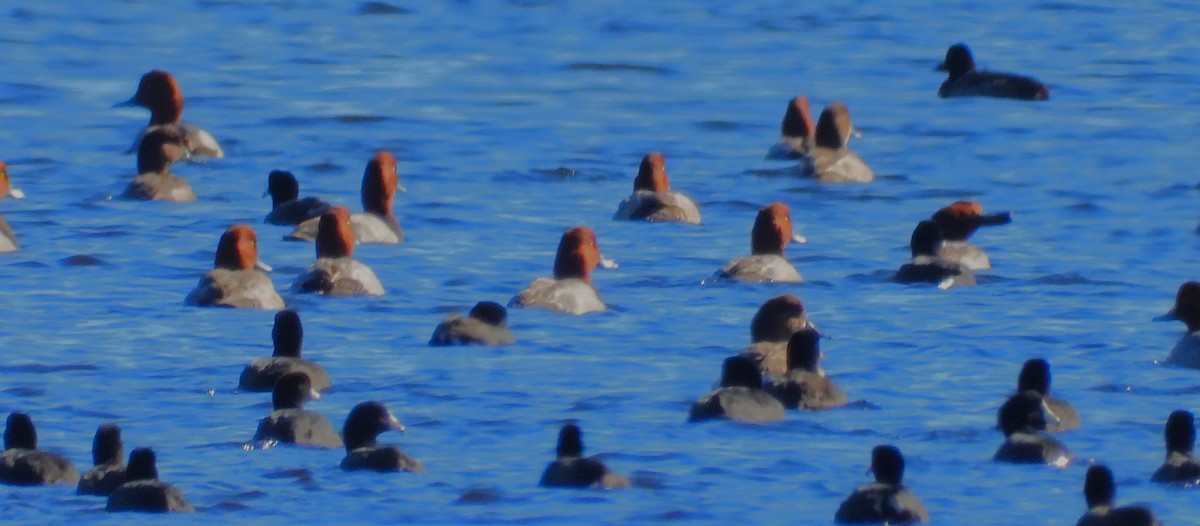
538,423,629,489
800,102,874,183
77,424,126,496
0,412,79,486
716,202,805,283
741,294,815,376
1150,410,1200,485
106,448,194,512
254,372,343,448
121,127,196,202
834,445,930,524
930,201,1012,270
993,391,1072,467
765,96,815,160
998,358,1080,432
429,301,515,346
116,69,224,159
287,151,404,244
0,161,26,253
765,328,847,410
895,220,975,288
613,152,701,224
688,355,785,423
340,401,423,472
1163,281,1200,369
263,170,332,226
239,310,331,392
291,206,386,297
511,226,609,314
1076,464,1160,526
936,43,1050,101
184,224,284,309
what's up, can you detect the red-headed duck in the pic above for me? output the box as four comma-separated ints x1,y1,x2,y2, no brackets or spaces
239,310,331,392
834,445,930,524
765,96,816,160
895,220,975,289
264,170,332,226
613,152,701,224
716,202,805,283
429,301,515,346
539,423,629,489
688,355,785,423
253,372,343,449
291,206,385,296
931,201,1012,270
287,151,404,244
937,43,1050,101
0,161,26,253
1151,410,1200,485
511,226,609,315
997,358,1079,432
122,127,196,202
800,102,874,183
1,412,80,486
993,391,1072,467
742,294,816,375
340,401,423,472
106,448,194,513
116,70,224,159
765,329,846,410
1163,281,1200,369
185,225,284,309
78,424,125,496
1078,465,1161,526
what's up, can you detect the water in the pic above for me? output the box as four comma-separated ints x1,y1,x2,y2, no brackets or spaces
1,0,1199,523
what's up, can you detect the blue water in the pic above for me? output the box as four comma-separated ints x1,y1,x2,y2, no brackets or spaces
1,0,1199,523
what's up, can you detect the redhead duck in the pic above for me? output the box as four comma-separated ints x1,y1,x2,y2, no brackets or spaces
937,44,1050,101
253,372,343,449
800,102,874,183
340,401,423,472
121,127,196,202
291,206,385,297
765,329,846,410
116,70,224,159
429,301,515,346
1151,410,1200,485
0,412,79,486
834,445,930,524
993,391,1072,467
0,161,26,253
741,294,815,376
287,151,404,244
1163,281,1200,368
895,221,975,288
613,152,701,224
185,225,284,309
263,170,332,226
106,448,194,513
997,359,1079,432
1077,465,1160,526
511,226,607,315
688,355,785,423
539,423,629,489
930,201,1011,270
78,424,126,496
765,96,816,160
239,310,331,392
716,202,805,283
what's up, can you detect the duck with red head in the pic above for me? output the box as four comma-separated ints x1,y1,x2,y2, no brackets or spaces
116,70,224,159
613,152,701,224
185,225,283,309
716,202,805,283
121,127,196,202
287,151,404,244
930,201,1012,270
511,226,608,315
800,102,874,183
291,206,385,297
765,96,816,160
0,161,26,252
239,310,331,392
936,43,1050,101
1163,281,1200,369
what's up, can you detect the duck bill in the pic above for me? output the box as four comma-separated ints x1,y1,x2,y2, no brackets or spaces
308,388,321,401
386,412,406,432
934,62,948,72
977,212,1013,227
1154,308,1177,322
112,97,140,109
791,234,808,245
8,187,25,199
598,254,619,270
254,260,274,273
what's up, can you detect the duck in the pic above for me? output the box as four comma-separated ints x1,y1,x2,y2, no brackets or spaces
116,69,224,159
765,96,815,160
997,358,1080,432
688,355,785,423
800,102,874,183
993,391,1072,467
291,206,386,297
0,161,26,253
834,445,930,524
936,43,1050,101
263,170,332,226
429,301,515,346
716,202,805,283
340,401,424,472
0,412,79,486
741,294,815,376
511,226,608,315
1163,281,1200,369
1150,410,1200,485
121,127,196,202
184,224,284,309
253,372,343,449
239,310,331,392
1076,465,1161,526
613,152,701,224
286,151,404,244
538,423,630,489
930,201,1012,270
765,328,847,410
77,424,126,496
106,448,194,513
894,220,975,288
